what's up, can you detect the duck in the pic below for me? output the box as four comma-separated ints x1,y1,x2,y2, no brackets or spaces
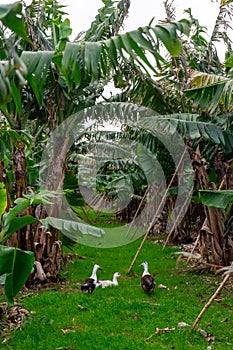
81,264,101,293
98,272,121,288
141,261,155,294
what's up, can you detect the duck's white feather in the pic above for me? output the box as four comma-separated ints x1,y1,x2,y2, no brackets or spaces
98,272,121,288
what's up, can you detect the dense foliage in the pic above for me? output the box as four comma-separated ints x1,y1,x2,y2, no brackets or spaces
0,0,233,304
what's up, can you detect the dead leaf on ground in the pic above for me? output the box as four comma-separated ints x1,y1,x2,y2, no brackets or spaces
61,327,78,334
153,240,165,244
144,327,176,341
156,327,175,334
158,284,169,290
78,304,87,311
198,328,215,342
206,335,215,342
144,334,155,342
0,303,30,341
132,315,142,321
177,322,190,328
199,328,208,336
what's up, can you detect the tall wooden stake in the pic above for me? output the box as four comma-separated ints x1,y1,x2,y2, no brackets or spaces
125,186,150,239
190,273,230,331
162,186,193,250
127,149,187,274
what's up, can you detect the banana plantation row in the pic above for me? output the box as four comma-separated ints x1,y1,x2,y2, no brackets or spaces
0,0,233,303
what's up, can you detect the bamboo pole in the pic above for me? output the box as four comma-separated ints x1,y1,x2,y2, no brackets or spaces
125,186,150,239
127,149,187,274
162,186,193,250
191,232,200,255
126,182,164,241
190,273,231,331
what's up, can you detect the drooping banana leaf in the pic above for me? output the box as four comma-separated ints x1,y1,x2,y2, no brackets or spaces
0,245,34,304
137,113,233,154
0,2,29,41
185,71,233,114
198,190,233,209
40,216,105,241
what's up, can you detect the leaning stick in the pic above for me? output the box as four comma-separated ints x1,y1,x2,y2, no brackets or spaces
127,191,167,274
127,149,187,274
163,186,193,250
190,273,230,331
190,232,201,255
125,186,150,239
127,182,164,241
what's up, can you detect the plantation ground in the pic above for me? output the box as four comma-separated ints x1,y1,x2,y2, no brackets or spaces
1,238,233,349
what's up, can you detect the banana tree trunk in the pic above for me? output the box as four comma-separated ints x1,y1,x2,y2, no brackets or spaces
32,131,70,283
8,141,29,249
192,146,233,265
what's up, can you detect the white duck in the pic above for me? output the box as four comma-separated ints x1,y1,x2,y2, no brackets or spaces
98,272,121,288
81,264,101,293
141,261,155,294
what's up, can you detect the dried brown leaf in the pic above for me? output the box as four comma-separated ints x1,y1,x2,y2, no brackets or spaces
198,328,215,342
156,327,175,334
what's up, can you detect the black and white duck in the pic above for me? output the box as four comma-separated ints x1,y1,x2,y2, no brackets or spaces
81,264,101,293
141,261,155,294
98,272,121,288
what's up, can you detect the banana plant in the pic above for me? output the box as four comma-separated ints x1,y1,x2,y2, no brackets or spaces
183,1,233,115
0,1,191,111
185,72,233,114
0,187,105,245
0,245,34,304
0,183,35,304
0,183,105,302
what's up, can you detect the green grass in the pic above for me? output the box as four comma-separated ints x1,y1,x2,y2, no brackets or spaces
1,239,233,350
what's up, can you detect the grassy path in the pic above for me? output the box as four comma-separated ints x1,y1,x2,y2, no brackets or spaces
2,239,233,349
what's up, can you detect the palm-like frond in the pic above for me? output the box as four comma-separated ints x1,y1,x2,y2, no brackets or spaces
22,51,54,106
180,3,233,114
83,0,131,41
128,113,233,154
208,0,233,49
74,103,233,154
62,20,190,86
0,18,191,109
107,61,166,112
185,71,233,114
